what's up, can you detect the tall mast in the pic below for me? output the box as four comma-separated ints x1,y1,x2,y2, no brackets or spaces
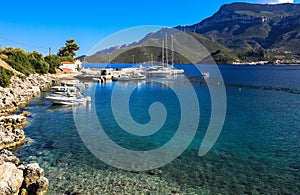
162,39,164,65
165,34,168,66
171,34,174,68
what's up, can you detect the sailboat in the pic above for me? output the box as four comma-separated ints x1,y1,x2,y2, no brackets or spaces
169,34,184,75
146,38,171,77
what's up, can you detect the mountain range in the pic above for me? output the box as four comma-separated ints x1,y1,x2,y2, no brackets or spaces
84,2,300,64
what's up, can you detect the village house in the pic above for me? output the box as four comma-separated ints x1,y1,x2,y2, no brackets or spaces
59,59,81,73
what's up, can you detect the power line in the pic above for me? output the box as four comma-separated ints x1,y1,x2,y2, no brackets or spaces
0,35,48,50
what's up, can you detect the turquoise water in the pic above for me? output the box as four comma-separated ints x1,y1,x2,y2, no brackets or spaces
15,65,300,194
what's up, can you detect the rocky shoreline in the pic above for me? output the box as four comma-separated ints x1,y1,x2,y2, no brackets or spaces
0,74,54,116
0,149,48,195
0,73,61,195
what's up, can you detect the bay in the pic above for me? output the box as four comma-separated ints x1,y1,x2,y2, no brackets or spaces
15,64,300,194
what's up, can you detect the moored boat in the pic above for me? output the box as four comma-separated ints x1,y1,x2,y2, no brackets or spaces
118,73,131,81
202,72,209,77
131,73,146,80
46,83,91,105
45,94,91,105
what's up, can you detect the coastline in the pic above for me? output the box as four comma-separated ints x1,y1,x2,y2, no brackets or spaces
0,72,77,194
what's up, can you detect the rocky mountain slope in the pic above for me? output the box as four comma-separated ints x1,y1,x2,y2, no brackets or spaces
88,2,300,64
176,2,300,55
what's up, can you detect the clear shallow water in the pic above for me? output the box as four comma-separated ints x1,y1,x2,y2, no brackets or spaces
15,65,300,194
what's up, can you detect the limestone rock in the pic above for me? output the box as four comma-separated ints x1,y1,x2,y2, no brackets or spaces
0,74,54,116
0,125,25,150
19,111,32,117
35,177,49,195
0,162,24,195
18,163,49,195
0,149,20,165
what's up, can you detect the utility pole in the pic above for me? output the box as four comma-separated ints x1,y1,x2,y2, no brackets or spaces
48,47,51,56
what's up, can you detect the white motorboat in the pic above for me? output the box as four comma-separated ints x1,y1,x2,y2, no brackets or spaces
46,94,91,105
131,73,146,80
146,66,171,77
60,80,88,88
50,85,78,95
202,72,210,77
118,73,131,81
170,66,184,75
46,87,91,105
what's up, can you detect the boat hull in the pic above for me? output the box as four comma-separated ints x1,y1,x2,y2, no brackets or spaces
46,95,91,105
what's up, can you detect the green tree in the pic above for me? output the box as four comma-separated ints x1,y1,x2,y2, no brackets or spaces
57,39,79,58
28,51,49,74
44,54,60,74
44,54,75,74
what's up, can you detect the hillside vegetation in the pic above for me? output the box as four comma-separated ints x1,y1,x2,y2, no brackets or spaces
85,31,237,64
0,39,79,87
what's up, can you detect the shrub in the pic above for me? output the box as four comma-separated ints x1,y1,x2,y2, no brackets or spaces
28,51,49,74
1,47,35,76
0,66,13,87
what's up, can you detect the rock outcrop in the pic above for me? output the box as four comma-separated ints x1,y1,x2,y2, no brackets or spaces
0,149,20,164
0,149,49,195
0,74,54,116
0,115,27,150
19,163,49,195
0,162,24,195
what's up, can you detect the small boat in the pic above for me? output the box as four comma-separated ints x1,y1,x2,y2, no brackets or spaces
93,77,107,83
112,76,119,82
202,72,210,77
46,94,91,105
131,73,146,80
146,67,171,77
46,87,91,105
50,86,78,95
60,80,87,88
46,92,91,105
170,68,184,75
118,73,131,81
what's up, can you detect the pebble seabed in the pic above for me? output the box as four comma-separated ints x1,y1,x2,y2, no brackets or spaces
19,141,300,195
24,150,212,195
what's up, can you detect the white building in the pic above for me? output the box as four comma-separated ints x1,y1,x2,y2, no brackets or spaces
59,60,82,72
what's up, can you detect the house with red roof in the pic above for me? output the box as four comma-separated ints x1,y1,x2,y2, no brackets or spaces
59,60,81,73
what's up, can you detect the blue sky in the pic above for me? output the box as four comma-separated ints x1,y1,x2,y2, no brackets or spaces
0,0,299,56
